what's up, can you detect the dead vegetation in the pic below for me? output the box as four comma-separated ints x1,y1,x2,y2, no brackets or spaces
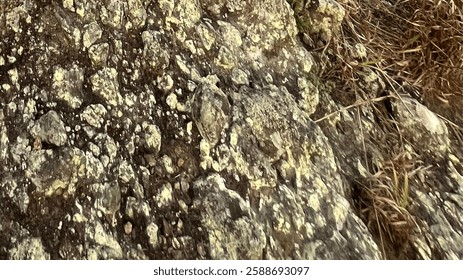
339,0,463,123
335,0,463,259
352,151,423,258
289,0,463,259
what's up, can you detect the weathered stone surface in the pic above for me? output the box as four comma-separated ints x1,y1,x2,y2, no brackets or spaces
82,21,102,48
10,237,50,260
81,104,107,128
52,65,84,108
90,68,123,107
395,97,450,157
0,0,462,260
30,110,67,146
192,174,266,259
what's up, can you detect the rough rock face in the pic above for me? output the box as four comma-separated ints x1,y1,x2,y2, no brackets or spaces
0,0,462,259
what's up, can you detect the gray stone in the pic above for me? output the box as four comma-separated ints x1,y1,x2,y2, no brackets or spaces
30,110,67,146
142,122,162,154
88,221,123,259
142,30,170,72
193,174,266,259
88,182,121,226
191,82,230,147
395,97,450,157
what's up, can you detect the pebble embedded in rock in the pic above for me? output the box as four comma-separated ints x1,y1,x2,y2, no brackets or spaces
166,93,178,110
156,183,173,207
83,21,102,48
124,221,133,235
118,160,135,184
52,65,84,109
146,222,159,249
88,43,110,67
191,83,230,146
127,0,147,28
90,68,123,107
81,104,107,128
30,110,67,146
142,123,162,154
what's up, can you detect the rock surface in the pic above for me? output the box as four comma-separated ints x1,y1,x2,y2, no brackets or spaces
0,0,462,259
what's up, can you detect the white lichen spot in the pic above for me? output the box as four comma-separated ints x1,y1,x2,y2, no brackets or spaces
2,84,11,91
88,43,110,67
353,43,367,58
8,68,19,87
127,0,147,28
63,0,75,11
196,23,216,51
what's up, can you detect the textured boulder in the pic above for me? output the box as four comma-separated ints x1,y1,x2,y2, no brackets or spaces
0,0,462,260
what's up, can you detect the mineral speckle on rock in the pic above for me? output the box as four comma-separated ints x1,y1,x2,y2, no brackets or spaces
81,104,107,128
90,68,123,107
52,65,84,109
1,0,462,260
9,237,50,260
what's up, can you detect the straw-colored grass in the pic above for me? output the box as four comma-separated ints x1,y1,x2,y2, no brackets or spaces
288,0,463,259
330,0,463,122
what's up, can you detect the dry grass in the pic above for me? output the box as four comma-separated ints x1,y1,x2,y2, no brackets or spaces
353,151,424,258
289,0,463,259
330,0,463,120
